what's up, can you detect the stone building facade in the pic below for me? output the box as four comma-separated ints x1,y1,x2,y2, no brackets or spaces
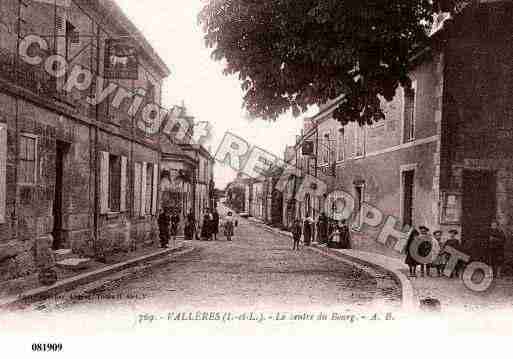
286,2,513,262
0,0,169,283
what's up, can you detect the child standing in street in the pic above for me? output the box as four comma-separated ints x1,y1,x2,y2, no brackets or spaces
432,230,445,277
223,212,235,241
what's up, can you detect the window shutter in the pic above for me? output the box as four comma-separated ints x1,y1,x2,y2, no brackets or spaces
99,151,109,214
133,162,141,215
152,163,158,214
0,123,6,223
120,156,127,212
140,162,147,216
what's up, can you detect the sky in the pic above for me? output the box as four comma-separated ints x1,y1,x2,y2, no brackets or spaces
117,0,316,189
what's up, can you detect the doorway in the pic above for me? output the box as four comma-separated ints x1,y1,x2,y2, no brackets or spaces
402,170,415,228
52,140,69,250
461,170,496,260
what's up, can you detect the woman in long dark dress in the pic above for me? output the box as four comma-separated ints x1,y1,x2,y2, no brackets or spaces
405,229,420,277
317,214,328,245
303,218,312,246
212,208,220,240
339,219,351,249
201,213,212,241
489,221,507,279
184,216,194,240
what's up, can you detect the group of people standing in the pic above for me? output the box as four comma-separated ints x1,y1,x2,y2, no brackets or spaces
404,221,508,279
198,208,220,241
195,208,237,241
289,213,352,251
159,207,237,244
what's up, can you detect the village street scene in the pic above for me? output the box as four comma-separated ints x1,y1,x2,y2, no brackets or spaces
1,0,513,339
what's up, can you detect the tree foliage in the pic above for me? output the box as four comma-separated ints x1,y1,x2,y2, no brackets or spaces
199,0,434,126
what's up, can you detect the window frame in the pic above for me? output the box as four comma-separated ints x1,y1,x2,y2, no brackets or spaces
18,133,38,185
402,80,417,143
108,153,121,213
337,128,345,162
354,123,366,159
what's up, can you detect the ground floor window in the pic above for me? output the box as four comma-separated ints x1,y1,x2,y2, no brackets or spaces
109,154,121,212
19,134,37,184
100,151,126,214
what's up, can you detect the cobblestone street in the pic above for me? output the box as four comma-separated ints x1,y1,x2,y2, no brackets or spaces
26,205,400,316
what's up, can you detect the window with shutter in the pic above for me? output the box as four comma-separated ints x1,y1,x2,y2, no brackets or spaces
108,154,121,212
18,134,37,184
99,151,109,214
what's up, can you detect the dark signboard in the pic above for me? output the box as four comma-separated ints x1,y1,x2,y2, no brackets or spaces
104,38,138,79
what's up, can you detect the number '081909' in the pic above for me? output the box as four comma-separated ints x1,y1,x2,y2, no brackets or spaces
31,343,63,352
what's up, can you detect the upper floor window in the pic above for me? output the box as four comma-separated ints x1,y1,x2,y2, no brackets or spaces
337,128,345,162
355,124,365,158
403,80,417,143
65,21,79,61
19,134,37,184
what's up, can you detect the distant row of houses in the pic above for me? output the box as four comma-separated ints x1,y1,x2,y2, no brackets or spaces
226,1,513,264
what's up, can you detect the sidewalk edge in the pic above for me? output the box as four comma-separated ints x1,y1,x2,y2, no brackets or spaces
310,244,419,313
0,244,191,309
245,217,418,312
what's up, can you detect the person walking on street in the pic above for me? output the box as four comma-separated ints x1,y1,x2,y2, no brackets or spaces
444,229,462,278
489,221,507,279
432,230,445,276
328,223,341,248
405,229,420,277
212,208,220,241
291,219,302,250
303,217,312,246
317,213,329,245
223,212,235,241
339,219,351,249
170,209,180,244
187,210,198,240
184,215,194,240
158,207,171,248
417,226,433,277
201,212,212,241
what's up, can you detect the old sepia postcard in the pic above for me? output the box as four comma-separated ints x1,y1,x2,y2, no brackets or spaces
1,0,513,355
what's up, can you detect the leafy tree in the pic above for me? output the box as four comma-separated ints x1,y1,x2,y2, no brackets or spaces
199,0,434,126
